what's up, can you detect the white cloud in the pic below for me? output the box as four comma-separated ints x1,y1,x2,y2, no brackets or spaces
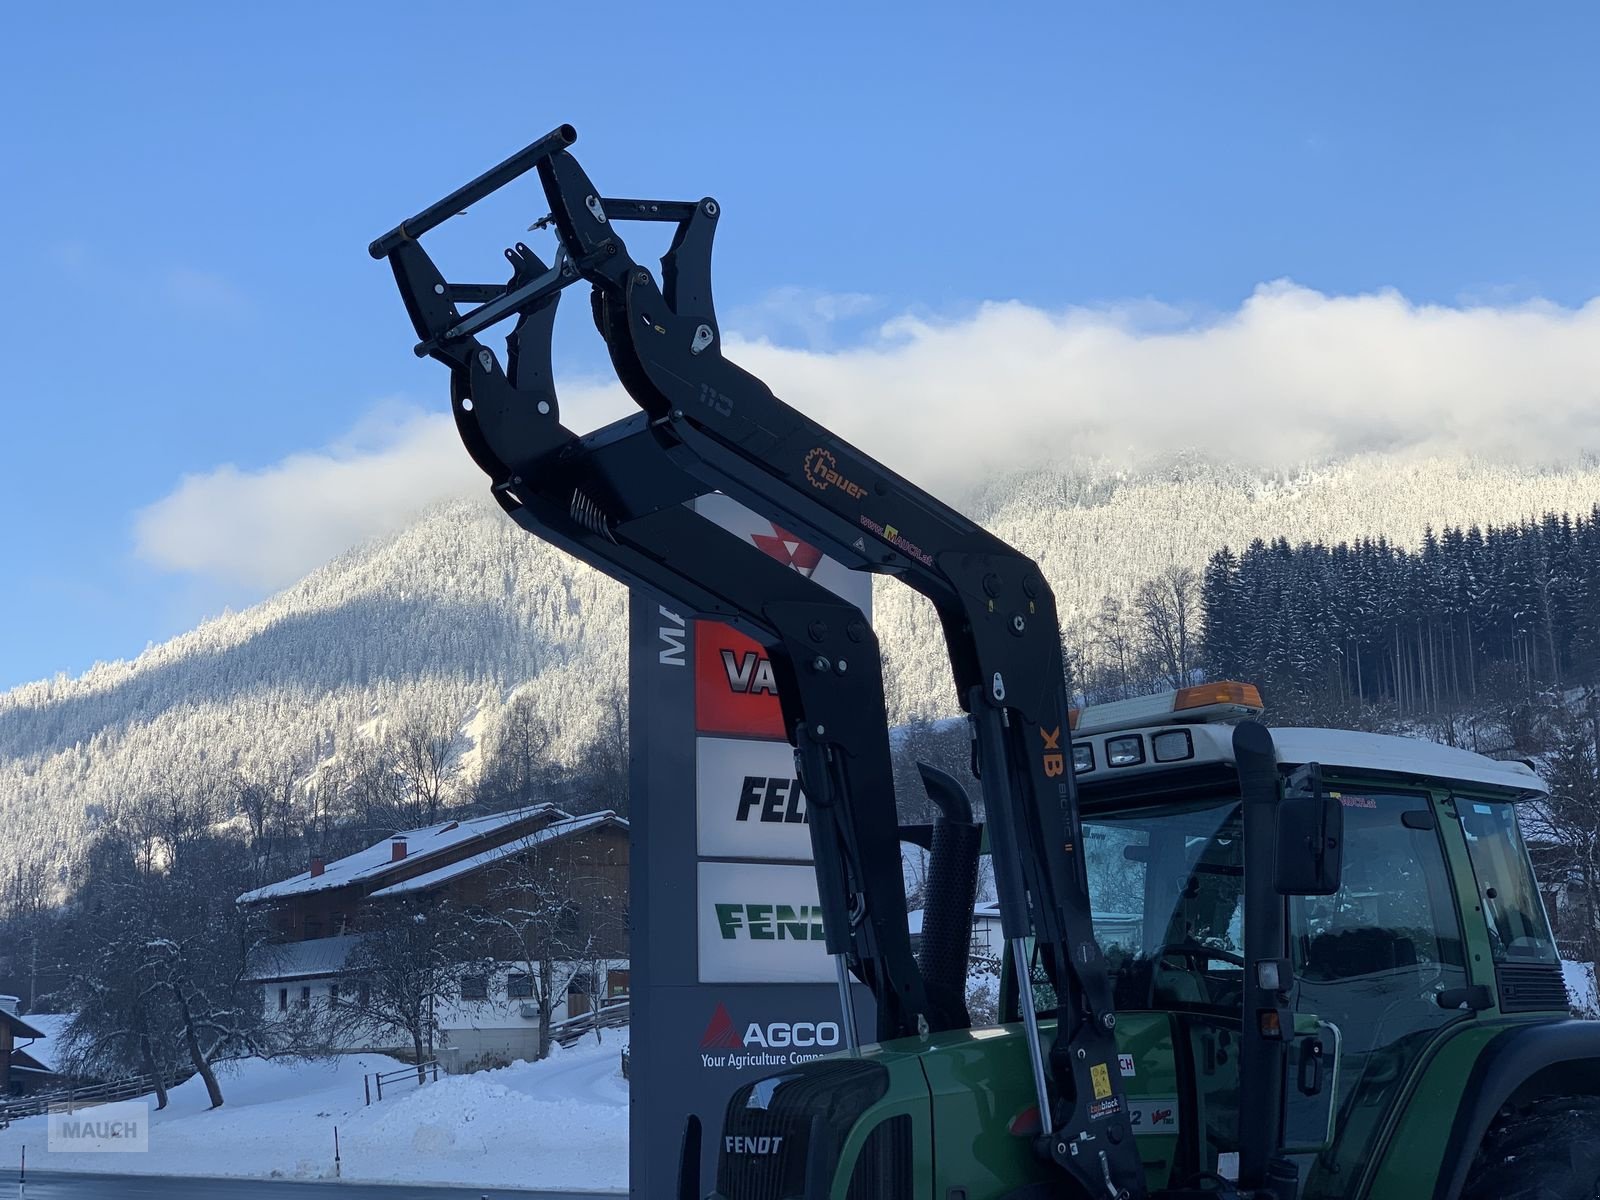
136,282,1600,591
133,404,483,590
727,281,1600,494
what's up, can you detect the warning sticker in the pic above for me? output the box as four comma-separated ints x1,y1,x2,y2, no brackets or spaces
1090,1061,1112,1100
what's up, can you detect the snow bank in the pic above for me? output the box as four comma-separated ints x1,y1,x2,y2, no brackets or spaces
0,1031,627,1191
1564,960,1599,1018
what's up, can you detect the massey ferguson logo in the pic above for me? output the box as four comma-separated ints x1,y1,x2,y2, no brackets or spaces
750,523,823,578
699,1002,841,1072
802,447,868,500
722,649,778,695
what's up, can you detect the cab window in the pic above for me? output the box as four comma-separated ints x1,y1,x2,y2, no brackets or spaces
1456,798,1558,964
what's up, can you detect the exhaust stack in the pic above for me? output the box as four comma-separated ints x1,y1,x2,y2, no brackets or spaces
915,763,982,1031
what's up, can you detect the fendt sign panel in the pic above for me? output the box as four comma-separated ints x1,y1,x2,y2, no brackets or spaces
695,736,811,860
696,861,836,983
629,496,874,1196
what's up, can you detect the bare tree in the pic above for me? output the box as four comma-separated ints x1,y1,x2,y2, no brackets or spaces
476,692,556,810
58,789,278,1109
392,699,465,826
235,754,305,890
326,894,471,1082
468,833,625,1060
1091,596,1138,701
571,685,628,816
1135,565,1200,690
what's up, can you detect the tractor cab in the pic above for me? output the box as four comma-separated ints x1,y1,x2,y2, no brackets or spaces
998,688,1560,1195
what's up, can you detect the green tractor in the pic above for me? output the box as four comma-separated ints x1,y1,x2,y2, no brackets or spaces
369,126,1600,1199
710,685,1596,1200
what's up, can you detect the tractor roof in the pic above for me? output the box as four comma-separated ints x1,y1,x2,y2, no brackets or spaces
1073,720,1547,798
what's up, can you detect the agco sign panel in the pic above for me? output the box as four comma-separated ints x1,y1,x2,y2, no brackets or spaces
695,736,811,860
631,493,875,1193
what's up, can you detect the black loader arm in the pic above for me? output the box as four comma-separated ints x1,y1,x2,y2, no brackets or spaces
534,140,1139,1196
369,128,941,1046
371,126,1143,1199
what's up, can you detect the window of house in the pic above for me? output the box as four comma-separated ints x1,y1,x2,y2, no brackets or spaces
277,988,288,1013
303,915,323,940
506,972,533,1000
299,986,311,1010
460,975,489,1002
329,982,341,1008
358,980,372,1009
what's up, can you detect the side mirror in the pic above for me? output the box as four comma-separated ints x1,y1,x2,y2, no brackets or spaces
1275,763,1343,896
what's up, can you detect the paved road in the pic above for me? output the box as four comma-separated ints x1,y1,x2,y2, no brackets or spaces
9,1172,622,1199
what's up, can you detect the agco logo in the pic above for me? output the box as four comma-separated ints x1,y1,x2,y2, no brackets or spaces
1040,725,1065,777
802,447,868,500
700,1002,841,1051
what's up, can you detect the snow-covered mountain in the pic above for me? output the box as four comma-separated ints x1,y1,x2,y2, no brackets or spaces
4,454,1598,886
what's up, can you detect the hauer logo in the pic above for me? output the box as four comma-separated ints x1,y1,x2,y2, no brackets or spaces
699,1003,842,1071
722,649,778,695
802,447,868,500
737,775,807,824
750,523,824,578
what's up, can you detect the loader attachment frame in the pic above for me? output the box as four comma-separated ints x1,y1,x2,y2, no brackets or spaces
371,125,1144,1198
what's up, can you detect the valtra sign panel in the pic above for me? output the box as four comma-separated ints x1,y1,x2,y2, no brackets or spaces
695,736,811,861
694,622,784,738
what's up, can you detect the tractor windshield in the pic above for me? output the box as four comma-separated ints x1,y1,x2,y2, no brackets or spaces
1083,799,1246,1015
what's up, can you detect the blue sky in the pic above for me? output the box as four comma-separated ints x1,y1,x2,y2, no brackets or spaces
3,1,1599,689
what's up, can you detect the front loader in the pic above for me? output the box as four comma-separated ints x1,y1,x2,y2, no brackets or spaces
370,126,1600,1200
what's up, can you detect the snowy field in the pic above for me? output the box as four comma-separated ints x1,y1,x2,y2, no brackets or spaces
0,1031,627,1192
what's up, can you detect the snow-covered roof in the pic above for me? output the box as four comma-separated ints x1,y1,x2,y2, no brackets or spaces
0,1009,45,1041
1075,721,1548,797
236,803,571,905
6,1011,63,1063
245,933,365,982
369,811,627,898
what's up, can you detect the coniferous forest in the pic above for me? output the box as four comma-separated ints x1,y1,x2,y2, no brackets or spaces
1201,507,1600,728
